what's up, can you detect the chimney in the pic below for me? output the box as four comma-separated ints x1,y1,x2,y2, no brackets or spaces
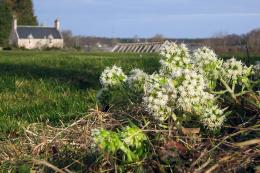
54,19,60,30
13,15,17,30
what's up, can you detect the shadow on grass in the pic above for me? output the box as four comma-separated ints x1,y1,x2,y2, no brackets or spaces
0,63,101,90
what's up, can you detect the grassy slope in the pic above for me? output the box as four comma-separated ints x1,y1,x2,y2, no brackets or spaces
0,51,160,134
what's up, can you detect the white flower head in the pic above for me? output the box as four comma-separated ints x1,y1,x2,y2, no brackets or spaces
175,69,214,113
100,65,127,88
143,74,177,121
201,106,225,130
159,42,191,75
127,68,148,92
222,58,252,84
192,47,222,87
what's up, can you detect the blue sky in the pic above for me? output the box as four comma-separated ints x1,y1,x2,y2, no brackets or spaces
33,0,260,38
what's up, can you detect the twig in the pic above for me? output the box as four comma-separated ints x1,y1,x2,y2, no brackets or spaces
32,159,66,173
233,139,260,147
191,149,207,168
194,157,212,173
49,116,90,143
208,124,260,153
204,155,232,173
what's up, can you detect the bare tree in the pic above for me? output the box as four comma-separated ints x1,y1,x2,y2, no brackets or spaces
151,34,165,42
61,30,75,48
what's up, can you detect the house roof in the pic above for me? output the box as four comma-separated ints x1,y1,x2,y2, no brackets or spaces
16,26,62,39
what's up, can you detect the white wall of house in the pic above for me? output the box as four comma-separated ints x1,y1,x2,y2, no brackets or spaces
17,39,63,49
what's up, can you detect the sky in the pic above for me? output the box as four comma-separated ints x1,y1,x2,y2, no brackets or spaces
33,0,260,38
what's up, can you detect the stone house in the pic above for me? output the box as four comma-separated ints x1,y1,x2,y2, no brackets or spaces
9,17,63,49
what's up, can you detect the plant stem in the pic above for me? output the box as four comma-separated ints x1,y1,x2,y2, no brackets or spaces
210,90,228,95
219,78,238,103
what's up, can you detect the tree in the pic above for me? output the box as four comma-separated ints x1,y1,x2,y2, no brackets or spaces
0,0,12,46
62,30,75,48
151,34,164,42
247,29,260,50
0,0,38,46
133,35,140,43
14,0,38,25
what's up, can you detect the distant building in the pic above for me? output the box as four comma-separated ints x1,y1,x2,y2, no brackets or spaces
112,40,203,53
9,17,63,49
112,41,166,53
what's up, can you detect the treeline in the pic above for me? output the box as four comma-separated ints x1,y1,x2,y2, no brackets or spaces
203,29,260,56
0,0,37,46
62,29,260,56
61,32,168,51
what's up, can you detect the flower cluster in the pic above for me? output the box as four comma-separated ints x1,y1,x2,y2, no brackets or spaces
192,47,222,88
100,65,127,88
127,69,148,93
159,42,191,75
143,74,178,121
143,44,220,124
176,69,214,113
222,58,251,84
143,68,215,121
200,106,225,130
98,42,255,131
193,47,218,66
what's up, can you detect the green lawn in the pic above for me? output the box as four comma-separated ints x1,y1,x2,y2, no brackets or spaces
0,51,160,135
0,50,258,136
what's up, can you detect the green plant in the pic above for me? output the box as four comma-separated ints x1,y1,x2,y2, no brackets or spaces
98,43,257,131
92,126,149,163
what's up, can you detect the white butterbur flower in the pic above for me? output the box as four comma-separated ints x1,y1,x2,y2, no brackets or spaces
127,69,148,92
201,106,225,130
100,65,127,88
192,47,222,87
175,69,214,113
159,42,191,75
143,74,177,121
222,58,252,84
98,43,231,131
193,47,218,66
144,59,216,121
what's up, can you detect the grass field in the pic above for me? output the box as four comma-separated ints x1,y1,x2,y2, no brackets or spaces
0,50,259,172
0,51,259,136
0,51,160,136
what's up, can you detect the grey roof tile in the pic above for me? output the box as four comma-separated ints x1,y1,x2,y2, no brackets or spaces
17,26,62,39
